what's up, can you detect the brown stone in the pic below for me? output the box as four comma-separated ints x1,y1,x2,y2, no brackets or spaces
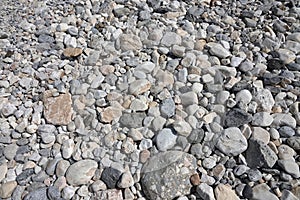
214,184,239,200
139,150,151,163
190,173,201,186
0,181,17,199
100,106,122,123
63,47,82,57
43,91,73,125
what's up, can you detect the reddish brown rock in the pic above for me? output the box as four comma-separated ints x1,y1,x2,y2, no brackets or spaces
43,91,73,125
190,173,201,186
100,106,122,123
63,47,82,57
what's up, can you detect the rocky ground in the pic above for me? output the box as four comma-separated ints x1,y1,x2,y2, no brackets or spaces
0,0,300,199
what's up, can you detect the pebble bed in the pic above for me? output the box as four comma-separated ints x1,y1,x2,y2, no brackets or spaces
0,0,300,199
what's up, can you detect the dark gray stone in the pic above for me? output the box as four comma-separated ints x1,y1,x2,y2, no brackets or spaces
47,186,61,200
119,112,146,128
224,108,252,127
100,167,122,189
279,126,295,138
160,98,175,118
287,136,300,150
24,187,48,200
246,139,278,168
16,168,35,185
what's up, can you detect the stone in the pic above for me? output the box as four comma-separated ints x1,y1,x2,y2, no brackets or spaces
279,126,295,138
224,108,252,127
173,120,192,137
48,186,61,200
1,103,17,117
0,163,7,182
62,139,75,159
24,187,48,200
38,124,56,144
214,184,239,200
190,173,201,186
287,136,300,150
130,99,148,111
277,48,296,64
117,171,134,188
119,34,142,51
252,112,273,127
66,160,98,186
63,47,82,57
247,169,262,182
151,116,166,131
207,42,231,58
235,89,252,104
254,89,275,112
43,91,73,125
160,98,175,118
272,113,297,128
128,79,151,95
0,181,17,199
281,190,298,200
278,144,295,160
180,91,198,106
246,139,278,168
216,127,247,156
119,112,146,128
196,183,215,200
101,167,123,189
278,159,300,178
252,183,279,200
161,32,182,47
171,45,185,57
156,128,177,151
135,61,156,73
62,186,76,200
86,50,100,65
251,127,270,144
92,189,123,200
141,151,197,200
100,106,122,123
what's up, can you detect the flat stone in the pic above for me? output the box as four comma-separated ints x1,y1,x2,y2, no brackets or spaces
156,128,177,151
196,183,215,200
173,120,192,137
251,127,270,144
252,112,273,127
246,139,278,168
160,98,175,118
101,167,123,189
216,127,248,156
161,32,182,47
3,143,18,160
135,61,156,73
254,89,275,112
272,113,297,128
63,47,82,57
224,108,252,127
180,91,198,106
281,190,298,200
43,91,73,125
141,151,196,200
252,183,279,200
277,48,296,64
119,34,142,51
119,112,146,128
207,42,231,58
278,159,300,178
278,144,295,160
214,184,239,200
279,126,295,137
128,79,151,95
0,181,17,199
66,160,98,186
100,106,122,123
24,187,48,200
1,103,17,117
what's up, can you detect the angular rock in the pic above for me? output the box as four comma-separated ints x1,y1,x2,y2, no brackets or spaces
214,184,239,200
160,32,182,47
278,159,300,178
207,42,231,58
216,127,248,156
43,91,73,125
66,160,98,186
141,151,196,200
101,167,122,189
117,171,134,188
246,139,278,168
196,183,215,200
252,183,279,200
180,91,198,106
63,47,82,57
91,189,123,200
119,112,146,128
119,34,142,51
281,190,298,200
224,108,252,127
254,89,275,112
160,98,175,118
156,128,177,151
1,103,17,117
24,187,48,200
128,79,151,95
100,106,122,123
252,112,273,127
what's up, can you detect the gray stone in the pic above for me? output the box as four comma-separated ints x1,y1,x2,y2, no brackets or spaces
235,89,252,104
207,42,231,58
119,112,146,128
161,32,182,47
281,190,298,200
86,50,100,65
66,160,98,186
101,167,123,189
173,120,192,137
272,113,297,128
3,143,18,160
171,45,185,57
119,34,143,51
151,116,166,131
287,136,300,150
196,183,215,200
38,124,56,144
128,79,151,95
278,144,295,160
117,171,134,188
277,48,296,64
135,61,155,73
156,128,177,151
254,89,275,112
278,159,300,178
0,181,17,199
247,169,262,182
252,183,279,200
62,186,76,200
0,163,7,182
141,151,196,200
252,112,273,127
1,103,17,117
24,187,48,200
246,139,278,168
180,91,198,106
224,108,252,127
160,98,176,118
279,126,295,138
